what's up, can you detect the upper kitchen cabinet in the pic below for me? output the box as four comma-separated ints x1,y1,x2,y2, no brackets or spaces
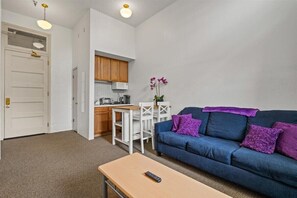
95,56,128,82
95,56,111,81
119,61,128,83
95,56,100,80
110,59,120,82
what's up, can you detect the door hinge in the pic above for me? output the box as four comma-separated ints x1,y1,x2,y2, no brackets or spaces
73,119,75,122
47,122,49,127
47,92,49,96
48,60,50,66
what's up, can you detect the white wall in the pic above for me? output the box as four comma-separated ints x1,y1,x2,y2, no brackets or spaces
129,0,297,114
90,9,135,60
1,10,73,135
94,82,126,101
72,9,135,140
0,0,2,153
72,11,91,140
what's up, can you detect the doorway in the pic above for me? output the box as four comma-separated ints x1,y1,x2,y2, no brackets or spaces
2,23,50,139
72,68,78,131
4,50,49,138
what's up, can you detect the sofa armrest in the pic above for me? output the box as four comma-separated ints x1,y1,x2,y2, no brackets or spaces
155,120,173,136
154,120,173,153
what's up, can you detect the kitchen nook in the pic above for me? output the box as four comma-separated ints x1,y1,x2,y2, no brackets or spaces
94,55,133,137
94,55,172,154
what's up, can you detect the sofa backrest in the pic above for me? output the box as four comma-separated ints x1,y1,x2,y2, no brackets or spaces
180,107,210,135
179,107,297,142
206,112,247,141
248,110,297,127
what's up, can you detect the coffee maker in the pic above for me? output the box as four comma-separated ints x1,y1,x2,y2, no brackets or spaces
123,95,130,104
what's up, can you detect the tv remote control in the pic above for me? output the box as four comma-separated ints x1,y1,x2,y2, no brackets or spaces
145,171,162,183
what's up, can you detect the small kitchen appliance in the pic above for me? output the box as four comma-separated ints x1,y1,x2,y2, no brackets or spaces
123,95,130,104
99,97,112,105
119,97,124,104
111,82,128,90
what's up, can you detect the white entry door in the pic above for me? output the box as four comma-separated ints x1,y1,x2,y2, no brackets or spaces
4,50,49,138
72,68,78,131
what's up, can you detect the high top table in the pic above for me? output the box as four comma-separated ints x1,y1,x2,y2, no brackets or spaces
98,153,231,198
111,104,170,154
111,105,140,154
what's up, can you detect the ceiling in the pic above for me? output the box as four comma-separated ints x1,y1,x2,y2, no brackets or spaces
2,0,177,28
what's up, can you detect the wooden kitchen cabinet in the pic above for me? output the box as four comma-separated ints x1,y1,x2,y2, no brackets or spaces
95,56,100,80
94,106,128,137
110,59,120,82
119,61,128,82
108,107,122,131
94,107,110,136
95,56,128,82
95,56,111,81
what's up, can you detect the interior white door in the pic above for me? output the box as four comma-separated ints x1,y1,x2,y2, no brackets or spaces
4,50,49,138
72,68,78,131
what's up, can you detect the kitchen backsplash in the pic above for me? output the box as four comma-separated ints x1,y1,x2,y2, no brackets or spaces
94,82,126,101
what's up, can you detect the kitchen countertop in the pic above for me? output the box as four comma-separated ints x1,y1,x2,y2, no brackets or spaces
94,104,134,107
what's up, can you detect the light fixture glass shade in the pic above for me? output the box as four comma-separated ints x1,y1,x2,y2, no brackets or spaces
120,4,132,18
33,42,45,49
37,19,52,30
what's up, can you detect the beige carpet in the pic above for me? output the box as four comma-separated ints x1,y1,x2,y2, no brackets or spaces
0,131,263,198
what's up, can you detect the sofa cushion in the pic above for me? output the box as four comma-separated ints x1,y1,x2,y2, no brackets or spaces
158,131,195,150
180,107,209,135
232,147,297,188
206,112,247,141
187,136,240,164
248,110,297,127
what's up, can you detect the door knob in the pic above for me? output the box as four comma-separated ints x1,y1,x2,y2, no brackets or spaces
6,98,10,106
6,98,11,109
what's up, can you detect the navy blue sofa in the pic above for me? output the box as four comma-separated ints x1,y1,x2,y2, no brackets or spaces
155,107,297,198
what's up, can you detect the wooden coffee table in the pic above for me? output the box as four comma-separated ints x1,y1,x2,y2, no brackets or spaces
98,153,231,198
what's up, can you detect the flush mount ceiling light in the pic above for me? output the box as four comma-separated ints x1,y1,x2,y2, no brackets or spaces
33,42,45,49
120,4,132,18
37,3,52,30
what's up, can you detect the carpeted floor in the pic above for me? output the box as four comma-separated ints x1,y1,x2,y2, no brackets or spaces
0,131,264,198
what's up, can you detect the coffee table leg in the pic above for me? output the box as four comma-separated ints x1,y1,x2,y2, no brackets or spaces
102,175,108,198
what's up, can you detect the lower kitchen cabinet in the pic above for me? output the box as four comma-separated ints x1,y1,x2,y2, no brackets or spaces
108,107,122,131
94,106,125,137
94,107,109,137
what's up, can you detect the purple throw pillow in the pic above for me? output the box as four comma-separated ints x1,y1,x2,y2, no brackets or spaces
172,114,192,132
241,125,283,154
176,116,202,137
273,122,297,160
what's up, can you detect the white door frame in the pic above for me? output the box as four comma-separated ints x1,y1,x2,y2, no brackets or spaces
0,22,51,140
